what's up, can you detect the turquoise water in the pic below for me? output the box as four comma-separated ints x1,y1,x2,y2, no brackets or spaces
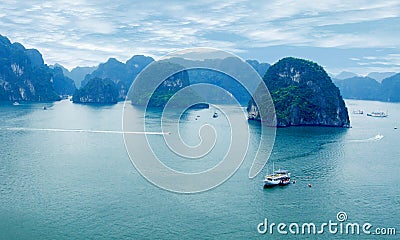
0,99,399,239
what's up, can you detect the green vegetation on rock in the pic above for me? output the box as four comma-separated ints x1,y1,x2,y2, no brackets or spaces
248,57,350,128
73,77,118,104
129,60,204,108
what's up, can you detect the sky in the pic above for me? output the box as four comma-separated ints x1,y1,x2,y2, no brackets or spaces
1,0,399,75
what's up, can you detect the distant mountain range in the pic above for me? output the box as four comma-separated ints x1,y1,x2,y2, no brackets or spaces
334,71,360,80
334,74,400,102
366,72,397,82
1,34,398,105
70,55,269,104
81,55,154,100
54,64,96,88
332,71,396,82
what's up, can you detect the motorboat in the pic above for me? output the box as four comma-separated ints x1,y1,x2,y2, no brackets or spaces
367,112,388,117
352,110,363,114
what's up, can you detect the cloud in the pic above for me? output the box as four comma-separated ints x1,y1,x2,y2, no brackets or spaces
0,0,399,74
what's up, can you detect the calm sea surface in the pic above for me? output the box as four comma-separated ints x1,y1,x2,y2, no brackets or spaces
0,99,399,239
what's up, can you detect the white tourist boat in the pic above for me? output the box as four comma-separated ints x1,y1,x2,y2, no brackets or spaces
263,164,291,188
367,112,388,118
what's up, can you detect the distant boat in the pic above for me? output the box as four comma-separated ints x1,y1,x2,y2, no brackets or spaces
13,101,20,106
43,106,47,110
367,112,388,118
352,110,363,114
263,163,291,188
213,112,218,118
374,134,384,140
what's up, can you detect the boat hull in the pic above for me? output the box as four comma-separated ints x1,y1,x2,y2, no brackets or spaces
263,180,280,188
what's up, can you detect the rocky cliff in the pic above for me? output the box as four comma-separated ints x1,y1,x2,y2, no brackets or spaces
72,77,118,104
166,57,269,105
248,57,350,128
51,66,76,95
129,60,204,107
82,55,154,100
0,35,60,102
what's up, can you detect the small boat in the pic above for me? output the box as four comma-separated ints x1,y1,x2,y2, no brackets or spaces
13,101,20,106
352,110,363,114
263,163,291,188
367,112,388,118
213,112,218,118
374,134,384,140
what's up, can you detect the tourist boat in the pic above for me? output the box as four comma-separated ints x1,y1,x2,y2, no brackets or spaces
367,112,388,118
263,164,291,188
352,110,363,114
13,101,20,106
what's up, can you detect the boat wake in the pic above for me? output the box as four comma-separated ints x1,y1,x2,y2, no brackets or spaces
3,127,169,135
349,134,384,143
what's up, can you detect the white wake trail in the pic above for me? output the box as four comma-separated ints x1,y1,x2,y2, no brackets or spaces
5,127,169,135
349,134,384,143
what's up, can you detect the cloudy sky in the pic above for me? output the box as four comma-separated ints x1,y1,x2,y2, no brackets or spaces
1,0,399,75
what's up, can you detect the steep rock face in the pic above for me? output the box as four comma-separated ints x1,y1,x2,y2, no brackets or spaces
75,56,269,105
129,60,204,107
72,77,118,104
166,57,269,104
0,35,60,102
248,57,350,128
82,55,154,100
51,66,76,95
